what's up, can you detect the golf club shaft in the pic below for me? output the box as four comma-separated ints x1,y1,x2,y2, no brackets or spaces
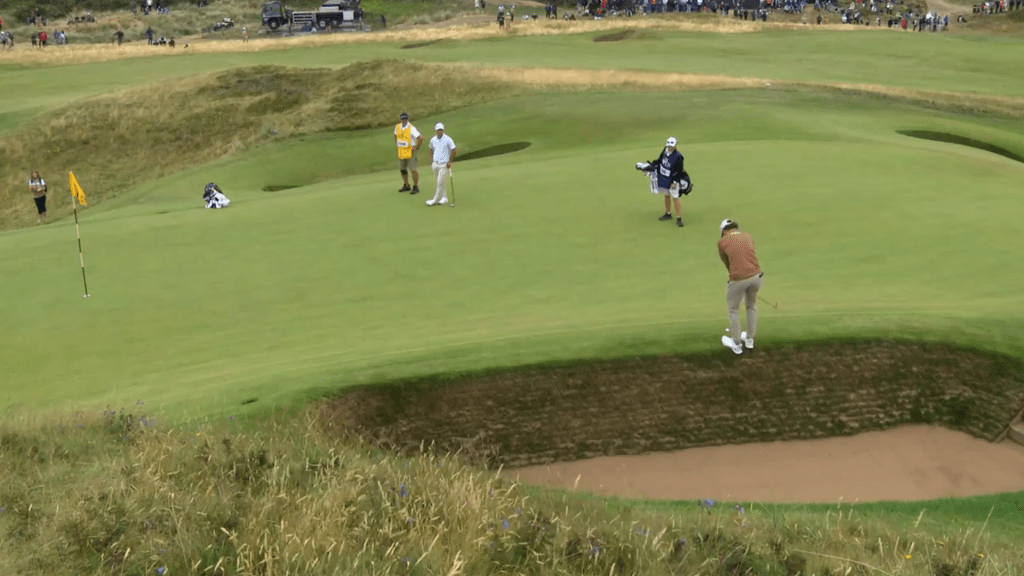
759,296,777,309
449,168,456,206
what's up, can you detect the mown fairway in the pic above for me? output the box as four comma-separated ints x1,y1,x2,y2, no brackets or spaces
1,25,1024,419
1,33,1023,416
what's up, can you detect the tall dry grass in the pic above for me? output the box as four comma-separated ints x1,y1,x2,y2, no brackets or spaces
0,15,870,67
1,402,1022,575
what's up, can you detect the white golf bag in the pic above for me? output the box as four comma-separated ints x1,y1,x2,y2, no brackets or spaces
203,182,231,209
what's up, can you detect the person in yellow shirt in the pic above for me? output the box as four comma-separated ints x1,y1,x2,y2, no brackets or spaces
394,112,423,194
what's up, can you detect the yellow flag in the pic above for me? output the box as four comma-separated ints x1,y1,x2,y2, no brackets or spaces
69,171,87,206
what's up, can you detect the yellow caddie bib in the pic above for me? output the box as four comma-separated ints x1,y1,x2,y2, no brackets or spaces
396,123,413,159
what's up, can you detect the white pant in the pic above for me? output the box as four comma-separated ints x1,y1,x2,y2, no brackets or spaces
431,162,449,203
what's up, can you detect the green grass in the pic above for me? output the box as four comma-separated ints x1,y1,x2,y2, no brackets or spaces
3,86,1023,414
2,25,1024,576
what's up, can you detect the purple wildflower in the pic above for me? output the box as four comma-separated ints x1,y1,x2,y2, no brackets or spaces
77,423,83,428
735,505,745,514
636,527,648,536
677,538,687,547
502,519,510,530
515,507,521,515
407,517,414,526
0,507,6,513
399,484,408,498
702,499,715,508
156,567,166,575
591,546,600,557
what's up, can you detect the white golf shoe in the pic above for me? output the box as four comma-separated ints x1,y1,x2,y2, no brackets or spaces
721,335,743,355
439,197,448,205
425,199,436,206
740,331,754,350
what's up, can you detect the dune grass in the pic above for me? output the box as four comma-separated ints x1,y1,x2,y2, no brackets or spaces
2,405,1021,576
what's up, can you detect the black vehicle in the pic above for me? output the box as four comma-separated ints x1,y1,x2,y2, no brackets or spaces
262,0,367,31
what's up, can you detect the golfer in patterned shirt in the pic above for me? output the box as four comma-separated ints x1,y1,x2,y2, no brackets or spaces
426,122,456,206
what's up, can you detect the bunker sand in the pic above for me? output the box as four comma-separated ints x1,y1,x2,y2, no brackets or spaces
509,425,1024,503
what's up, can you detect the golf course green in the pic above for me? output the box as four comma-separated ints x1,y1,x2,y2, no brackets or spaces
2,18,1024,576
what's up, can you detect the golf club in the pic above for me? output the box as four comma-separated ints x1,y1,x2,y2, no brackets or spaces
449,168,456,208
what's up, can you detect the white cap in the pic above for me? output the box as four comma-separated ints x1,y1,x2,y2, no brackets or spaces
720,219,735,232
435,122,444,130
666,137,677,147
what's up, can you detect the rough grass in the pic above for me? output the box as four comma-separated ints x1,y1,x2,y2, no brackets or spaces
2,404,1022,576
0,60,514,229
322,340,1024,468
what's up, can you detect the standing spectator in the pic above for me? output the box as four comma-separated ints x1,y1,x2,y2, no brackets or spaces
113,29,124,45
394,112,423,194
146,26,154,44
242,26,249,41
29,171,48,223
381,14,387,27
38,30,47,46
0,16,4,31
717,219,763,354
426,123,456,207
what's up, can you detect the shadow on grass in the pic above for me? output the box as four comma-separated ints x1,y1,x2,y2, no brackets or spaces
400,40,441,49
453,141,531,162
897,130,1024,164
263,184,299,192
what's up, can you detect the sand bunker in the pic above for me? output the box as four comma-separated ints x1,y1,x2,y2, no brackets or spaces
509,425,1024,503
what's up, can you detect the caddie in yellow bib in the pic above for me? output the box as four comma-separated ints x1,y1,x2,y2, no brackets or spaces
394,112,423,194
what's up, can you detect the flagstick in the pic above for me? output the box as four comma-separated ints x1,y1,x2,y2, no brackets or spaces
71,195,90,298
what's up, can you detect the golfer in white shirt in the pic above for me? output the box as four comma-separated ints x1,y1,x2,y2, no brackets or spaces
426,122,457,206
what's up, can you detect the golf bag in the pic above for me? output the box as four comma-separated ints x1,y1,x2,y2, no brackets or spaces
203,182,231,209
635,162,693,196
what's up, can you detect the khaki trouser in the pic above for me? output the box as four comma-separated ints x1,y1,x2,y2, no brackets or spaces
726,272,763,344
431,162,449,203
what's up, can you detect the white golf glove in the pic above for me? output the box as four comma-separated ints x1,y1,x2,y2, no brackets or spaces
636,162,651,171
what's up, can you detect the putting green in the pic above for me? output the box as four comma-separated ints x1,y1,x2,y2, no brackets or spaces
2,87,1022,417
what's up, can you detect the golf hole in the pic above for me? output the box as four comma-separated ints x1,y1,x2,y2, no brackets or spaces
453,141,531,162
897,130,1024,164
263,184,299,192
322,341,1024,502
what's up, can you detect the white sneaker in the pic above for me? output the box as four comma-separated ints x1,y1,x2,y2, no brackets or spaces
740,331,754,350
721,335,743,355
439,197,448,205
425,199,436,206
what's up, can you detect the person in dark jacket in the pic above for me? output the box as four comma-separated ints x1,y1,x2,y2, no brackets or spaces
637,137,692,227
